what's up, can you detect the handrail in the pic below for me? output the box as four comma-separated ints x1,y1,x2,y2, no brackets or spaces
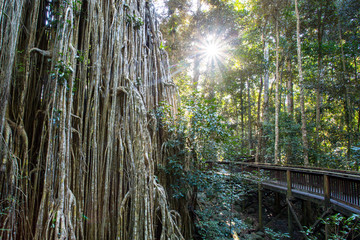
216,161,360,179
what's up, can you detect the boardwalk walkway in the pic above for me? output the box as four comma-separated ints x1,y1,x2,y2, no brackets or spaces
216,161,360,215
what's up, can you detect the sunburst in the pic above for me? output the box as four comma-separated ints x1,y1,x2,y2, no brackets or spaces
197,35,228,66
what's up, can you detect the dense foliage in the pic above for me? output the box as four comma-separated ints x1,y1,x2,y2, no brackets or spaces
1,0,359,239
155,0,360,238
158,0,360,170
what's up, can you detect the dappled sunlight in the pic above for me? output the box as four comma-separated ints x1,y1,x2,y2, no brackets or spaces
233,231,240,240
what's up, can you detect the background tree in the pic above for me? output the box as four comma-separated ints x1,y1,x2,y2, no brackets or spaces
295,0,310,165
158,0,360,169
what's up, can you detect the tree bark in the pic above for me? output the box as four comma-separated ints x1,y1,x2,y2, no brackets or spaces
275,16,280,164
0,1,184,239
316,2,324,165
285,56,294,164
338,20,352,164
241,86,245,149
192,0,202,90
247,78,253,155
0,0,25,138
263,40,270,124
255,76,263,163
295,0,309,166
256,31,269,163
286,57,294,118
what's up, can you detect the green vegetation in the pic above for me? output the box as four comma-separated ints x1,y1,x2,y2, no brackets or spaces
159,0,360,169
304,213,360,239
156,0,360,238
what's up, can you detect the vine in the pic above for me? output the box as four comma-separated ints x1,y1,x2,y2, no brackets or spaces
0,0,182,239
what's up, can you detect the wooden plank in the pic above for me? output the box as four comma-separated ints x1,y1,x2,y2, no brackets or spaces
330,199,360,215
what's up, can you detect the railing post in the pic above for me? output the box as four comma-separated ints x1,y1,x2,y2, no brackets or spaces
324,174,330,207
287,170,292,198
287,169,293,238
324,174,330,239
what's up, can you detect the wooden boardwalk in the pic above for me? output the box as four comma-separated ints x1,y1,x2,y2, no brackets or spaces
216,161,360,215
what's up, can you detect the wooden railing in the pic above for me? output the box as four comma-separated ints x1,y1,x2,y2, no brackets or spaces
219,161,360,215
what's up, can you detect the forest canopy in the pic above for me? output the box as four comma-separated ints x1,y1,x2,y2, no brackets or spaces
157,0,360,169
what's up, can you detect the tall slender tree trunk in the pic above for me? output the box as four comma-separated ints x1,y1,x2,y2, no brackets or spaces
285,56,294,164
295,0,309,166
274,16,280,164
192,0,202,90
286,58,294,118
256,31,269,163
255,76,263,163
316,2,324,165
241,86,245,149
193,56,200,89
263,41,270,125
247,78,253,154
338,19,352,164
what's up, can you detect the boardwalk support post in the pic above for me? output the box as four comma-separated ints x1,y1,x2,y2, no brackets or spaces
310,206,333,233
287,169,293,238
214,161,360,237
287,199,308,239
258,168,263,230
275,192,281,213
303,200,312,225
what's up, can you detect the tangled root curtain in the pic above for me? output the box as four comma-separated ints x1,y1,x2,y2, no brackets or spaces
0,0,184,239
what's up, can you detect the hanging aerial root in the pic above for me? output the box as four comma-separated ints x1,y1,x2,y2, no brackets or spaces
1,0,185,239
29,48,52,57
154,178,185,240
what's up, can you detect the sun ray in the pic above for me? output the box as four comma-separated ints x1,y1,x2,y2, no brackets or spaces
196,34,229,66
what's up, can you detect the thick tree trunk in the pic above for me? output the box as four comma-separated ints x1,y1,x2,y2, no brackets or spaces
295,0,309,166
0,0,24,140
0,1,183,239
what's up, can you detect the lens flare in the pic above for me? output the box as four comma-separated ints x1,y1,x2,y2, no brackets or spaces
197,34,228,65
205,42,220,57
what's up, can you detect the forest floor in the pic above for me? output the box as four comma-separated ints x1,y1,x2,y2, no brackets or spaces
195,165,305,239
